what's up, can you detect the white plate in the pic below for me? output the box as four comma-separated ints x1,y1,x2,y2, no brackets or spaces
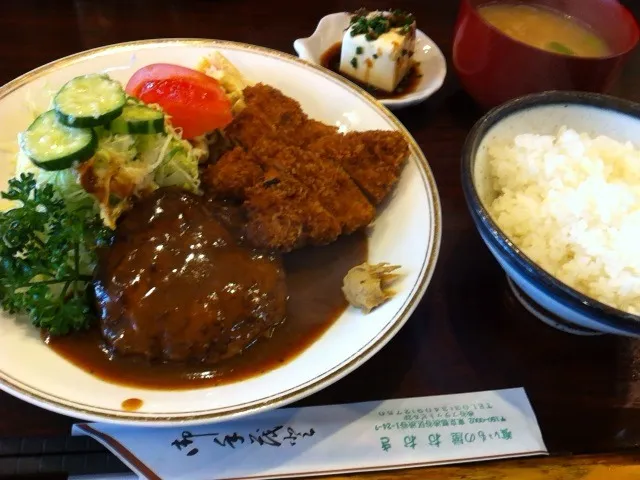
293,13,447,109
0,39,441,426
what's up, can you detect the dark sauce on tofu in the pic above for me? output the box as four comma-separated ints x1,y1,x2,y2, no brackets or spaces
44,192,367,390
320,42,421,100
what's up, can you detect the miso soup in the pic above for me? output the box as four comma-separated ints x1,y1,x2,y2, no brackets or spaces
478,3,611,57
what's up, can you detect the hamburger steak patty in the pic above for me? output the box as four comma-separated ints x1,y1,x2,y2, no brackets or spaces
94,188,287,364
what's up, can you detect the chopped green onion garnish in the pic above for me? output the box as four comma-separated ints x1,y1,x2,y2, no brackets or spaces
547,41,575,55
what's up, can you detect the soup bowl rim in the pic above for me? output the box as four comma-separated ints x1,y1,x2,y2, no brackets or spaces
461,0,640,60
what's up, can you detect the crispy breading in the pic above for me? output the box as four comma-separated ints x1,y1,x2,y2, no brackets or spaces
225,84,337,149
309,130,409,204
251,139,375,233
244,170,341,252
210,84,410,252
202,147,264,200
288,119,338,148
224,106,276,149
243,84,307,130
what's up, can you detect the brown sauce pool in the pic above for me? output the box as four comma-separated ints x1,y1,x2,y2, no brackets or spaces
44,230,367,390
320,42,421,99
121,398,144,411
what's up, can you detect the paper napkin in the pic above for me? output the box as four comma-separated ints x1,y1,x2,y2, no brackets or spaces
73,387,547,480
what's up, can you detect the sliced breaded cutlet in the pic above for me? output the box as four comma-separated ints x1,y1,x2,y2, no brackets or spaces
309,130,409,204
202,147,264,200
206,84,409,251
251,139,375,234
244,169,341,252
289,119,337,148
224,106,277,150
225,84,337,149
203,144,342,251
243,84,307,130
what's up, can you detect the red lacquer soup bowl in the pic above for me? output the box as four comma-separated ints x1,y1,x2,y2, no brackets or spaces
452,0,639,109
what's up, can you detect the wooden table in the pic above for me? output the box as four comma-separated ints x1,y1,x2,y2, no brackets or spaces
1,0,640,478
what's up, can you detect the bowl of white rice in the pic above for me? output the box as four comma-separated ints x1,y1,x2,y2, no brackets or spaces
462,91,640,337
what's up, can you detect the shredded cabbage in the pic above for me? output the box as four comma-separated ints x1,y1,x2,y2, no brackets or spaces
16,122,201,228
150,126,201,192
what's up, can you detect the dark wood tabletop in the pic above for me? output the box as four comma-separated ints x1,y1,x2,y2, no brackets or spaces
1,0,640,478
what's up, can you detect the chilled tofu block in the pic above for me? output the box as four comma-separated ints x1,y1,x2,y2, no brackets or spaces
339,10,416,93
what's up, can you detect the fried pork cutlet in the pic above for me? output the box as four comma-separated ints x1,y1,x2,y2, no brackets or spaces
204,144,344,251
309,130,409,204
288,119,338,148
251,139,375,233
225,84,337,149
203,147,264,200
224,106,277,150
243,84,307,130
205,83,410,252
244,170,341,252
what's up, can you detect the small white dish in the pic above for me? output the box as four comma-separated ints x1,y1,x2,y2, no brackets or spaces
293,12,447,110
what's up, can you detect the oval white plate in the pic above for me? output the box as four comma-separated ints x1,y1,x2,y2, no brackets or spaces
0,39,441,426
293,13,447,109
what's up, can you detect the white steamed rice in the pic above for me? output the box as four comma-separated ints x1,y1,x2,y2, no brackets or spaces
487,127,640,314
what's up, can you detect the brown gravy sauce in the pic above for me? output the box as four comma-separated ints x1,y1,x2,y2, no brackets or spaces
121,398,144,411
320,42,421,99
45,231,367,390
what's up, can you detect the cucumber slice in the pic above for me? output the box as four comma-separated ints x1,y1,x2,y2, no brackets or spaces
19,110,97,171
108,104,165,135
54,74,126,128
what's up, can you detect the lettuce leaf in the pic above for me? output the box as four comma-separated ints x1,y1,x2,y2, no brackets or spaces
16,151,95,212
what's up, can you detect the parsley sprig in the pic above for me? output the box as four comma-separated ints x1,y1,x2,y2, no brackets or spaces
0,173,112,335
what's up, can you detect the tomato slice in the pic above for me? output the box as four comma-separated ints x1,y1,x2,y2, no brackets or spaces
125,64,219,97
125,64,232,139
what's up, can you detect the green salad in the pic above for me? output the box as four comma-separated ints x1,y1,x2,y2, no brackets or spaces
1,72,206,334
